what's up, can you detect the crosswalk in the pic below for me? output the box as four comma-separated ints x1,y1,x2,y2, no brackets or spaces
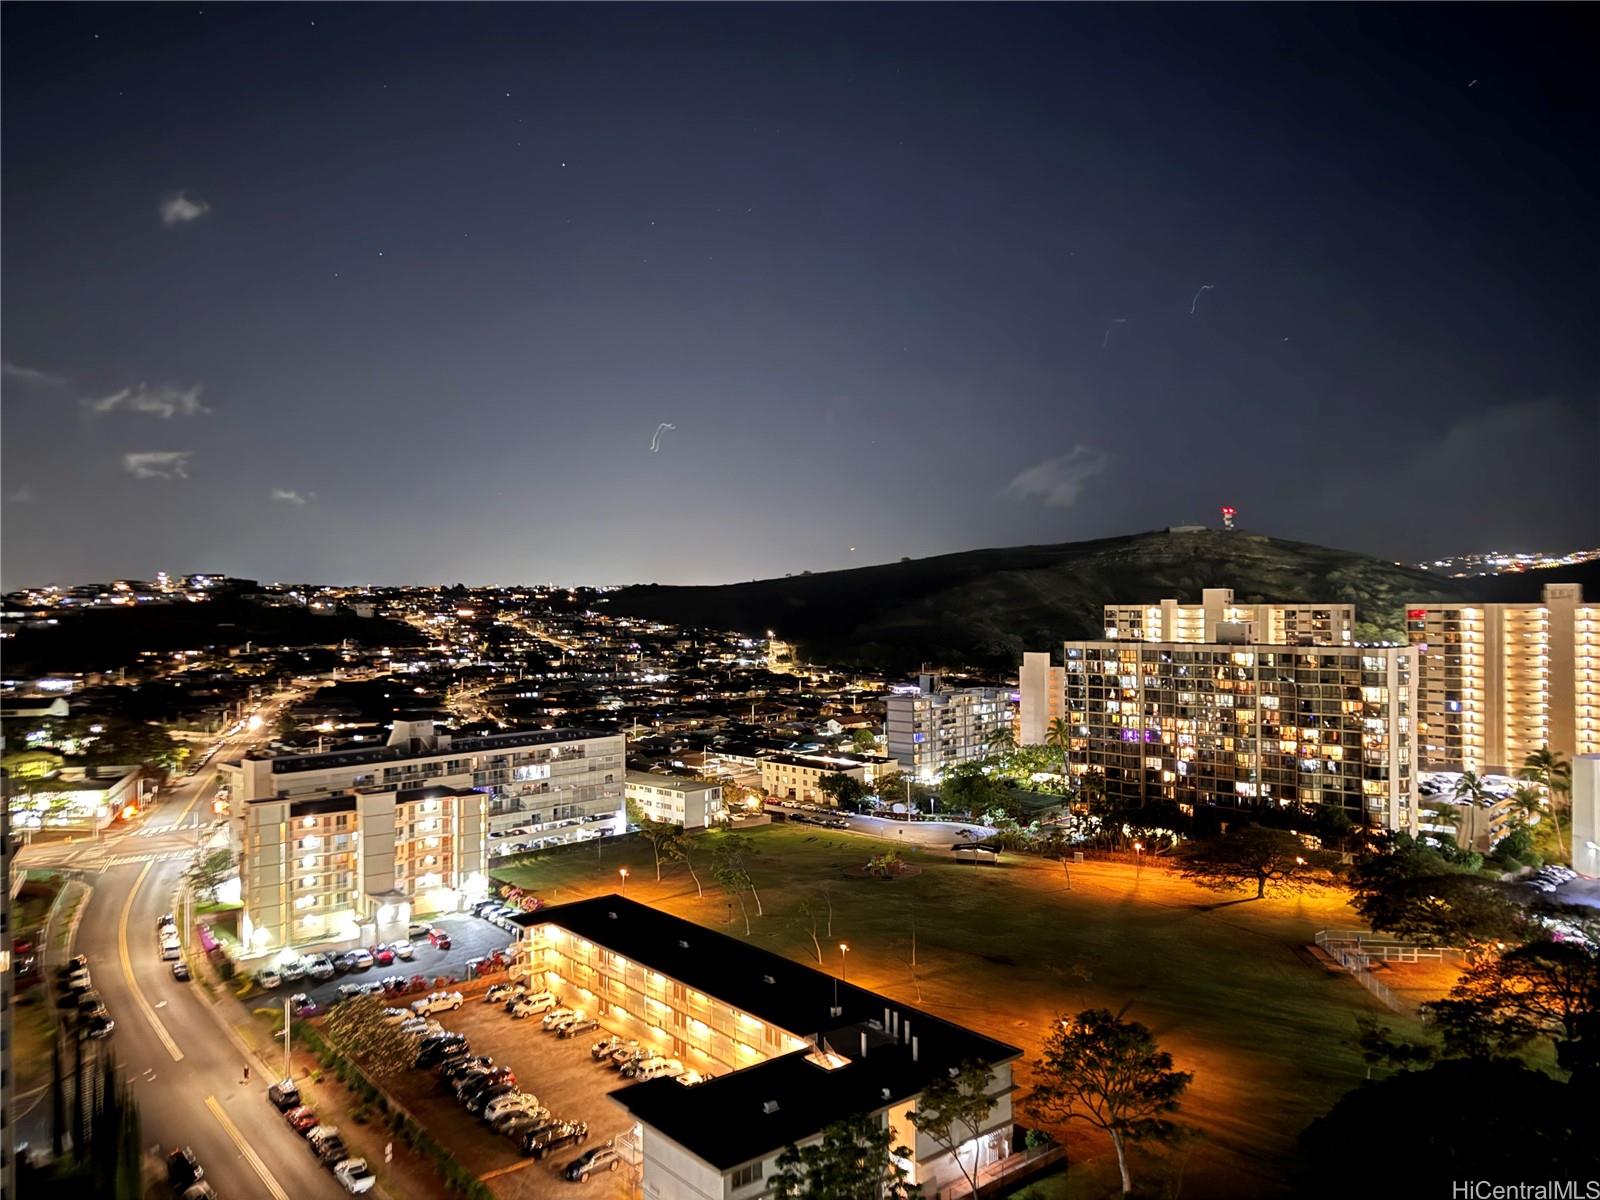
95,850,193,869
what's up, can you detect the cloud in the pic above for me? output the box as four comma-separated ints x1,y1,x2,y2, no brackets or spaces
2,361,66,387
270,489,314,505
123,451,193,480
159,192,211,225
1004,446,1111,508
9,484,36,504
86,383,209,419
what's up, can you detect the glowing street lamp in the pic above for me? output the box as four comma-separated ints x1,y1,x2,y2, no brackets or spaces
619,867,629,894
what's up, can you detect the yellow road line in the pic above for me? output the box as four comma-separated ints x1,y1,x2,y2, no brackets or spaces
173,767,211,825
118,860,184,1062
205,1094,292,1200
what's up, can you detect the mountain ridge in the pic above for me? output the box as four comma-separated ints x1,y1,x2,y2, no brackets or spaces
606,529,1600,672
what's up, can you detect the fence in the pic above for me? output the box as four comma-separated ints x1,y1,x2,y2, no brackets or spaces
1313,929,1460,1014
933,1141,1067,1200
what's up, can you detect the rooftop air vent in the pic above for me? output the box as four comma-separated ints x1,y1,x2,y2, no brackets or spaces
881,1088,891,1101
678,940,690,949
607,911,618,919
763,974,776,985
762,1100,780,1115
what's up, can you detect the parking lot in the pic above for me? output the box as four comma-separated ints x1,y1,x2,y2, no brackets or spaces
250,913,515,1010
383,997,637,1200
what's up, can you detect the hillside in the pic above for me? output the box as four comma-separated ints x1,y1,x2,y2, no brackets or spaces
607,529,1600,673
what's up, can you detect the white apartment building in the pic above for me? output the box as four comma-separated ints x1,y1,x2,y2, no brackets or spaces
759,751,897,806
220,717,623,954
1405,583,1600,773
625,770,724,830
1018,652,1066,747
1104,589,1355,646
1022,637,1420,832
886,673,1014,782
1573,754,1599,879
515,896,1021,1200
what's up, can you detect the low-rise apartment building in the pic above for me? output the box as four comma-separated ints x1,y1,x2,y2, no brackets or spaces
1405,583,1600,773
759,751,898,806
514,895,1020,1200
886,673,1014,782
220,717,623,953
626,770,724,830
1104,589,1355,646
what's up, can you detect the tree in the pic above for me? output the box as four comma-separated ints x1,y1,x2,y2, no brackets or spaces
1421,937,1600,1080
1076,767,1106,815
939,764,1001,816
1028,1008,1193,1196
626,798,683,882
1521,745,1572,861
818,771,869,812
711,834,762,933
1045,717,1073,781
663,834,703,898
851,728,878,753
910,1061,997,1198
1352,1017,1436,1080
1175,827,1334,899
1351,835,1524,956
324,993,419,1077
985,723,1017,760
80,719,188,774
766,1113,915,1200
186,847,236,904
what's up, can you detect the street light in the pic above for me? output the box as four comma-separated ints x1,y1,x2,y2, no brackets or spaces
618,868,628,895
1133,840,1144,883
833,942,850,1013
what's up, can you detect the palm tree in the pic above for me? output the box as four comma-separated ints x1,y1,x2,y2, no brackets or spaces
1507,785,1544,829
1045,717,1073,781
985,723,1017,759
1449,769,1491,850
1521,745,1572,861
1077,768,1107,815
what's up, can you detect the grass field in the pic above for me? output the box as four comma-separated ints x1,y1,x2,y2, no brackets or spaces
493,826,1438,1199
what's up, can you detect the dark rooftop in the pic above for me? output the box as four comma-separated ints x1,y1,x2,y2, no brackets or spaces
517,895,1020,1170
266,725,618,774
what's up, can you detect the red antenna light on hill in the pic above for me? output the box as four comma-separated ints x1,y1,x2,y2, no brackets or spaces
1220,505,1236,531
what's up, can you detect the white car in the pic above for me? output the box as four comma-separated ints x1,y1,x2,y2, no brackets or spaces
481,1092,541,1124
540,1007,576,1030
391,940,414,960
333,1158,375,1194
379,1007,410,1025
509,994,556,1019
411,990,464,1015
635,1058,685,1082
400,1017,441,1037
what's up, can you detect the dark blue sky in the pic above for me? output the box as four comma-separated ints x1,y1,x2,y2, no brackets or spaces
3,4,1596,588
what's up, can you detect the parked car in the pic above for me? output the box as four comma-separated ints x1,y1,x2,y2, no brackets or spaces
284,1106,320,1135
84,1013,116,1040
416,1035,469,1068
357,980,386,996
411,990,464,1016
557,1016,599,1039
161,940,182,962
370,944,395,967
634,1058,684,1082
428,928,452,950
610,1045,650,1070
619,1054,667,1079
543,1008,583,1033
336,983,367,1001
495,1112,552,1141
331,952,356,973
482,1092,542,1124
182,1182,219,1200
407,921,432,940
257,967,283,989
279,958,307,983
379,1007,410,1025
591,1035,634,1061
267,1079,302,1111
347,948,374,970
166,1147,204,1189
485,982,525,1004
400,1017,441,1037
391,939,414,960
441,1056,495,1083
306,955,335,982
564,1142,623,1182
157,913,176,932
379,974,408,994
289,993,319,1017
453,1066,513,1097
509,994,557,1018
523,1120,589,1160
471,900,502,917
314,1136,351,1166
333,1158,376,1194
171,960,191,982
461,1081,517,1114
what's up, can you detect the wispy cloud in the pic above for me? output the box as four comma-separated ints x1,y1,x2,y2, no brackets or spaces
2,361,66,387
160,192,211,226
123,451,193,480
270,488,314,505
87,383,209,419
9,484,36,504
1004,446,1110,508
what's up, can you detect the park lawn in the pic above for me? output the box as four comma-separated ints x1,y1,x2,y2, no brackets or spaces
494,827,1435,1199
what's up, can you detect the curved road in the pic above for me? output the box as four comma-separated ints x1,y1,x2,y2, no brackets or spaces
19,695,346,1199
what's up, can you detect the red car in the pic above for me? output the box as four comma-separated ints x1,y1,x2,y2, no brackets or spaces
285,1106,319,1135
428,928,452,950
370,944,396,967
406,974,430,994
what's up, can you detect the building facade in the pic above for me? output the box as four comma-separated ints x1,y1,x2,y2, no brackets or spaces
514,896,1020,1200
886,674,1014,782
1103,589,1355,646
1018,652,1066,747
759,752,897,805
1405,583,1600,773
626,771,724,830
1058,641,1419,831
1573,754,1599,879
220,718,623,954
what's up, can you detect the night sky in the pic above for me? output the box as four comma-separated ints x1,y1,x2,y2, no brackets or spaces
3,4,1596,589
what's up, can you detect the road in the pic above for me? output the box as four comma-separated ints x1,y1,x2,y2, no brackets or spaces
764,801,994,848
18,693,347,1200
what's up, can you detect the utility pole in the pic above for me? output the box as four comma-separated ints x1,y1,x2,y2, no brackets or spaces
282,995,292,1082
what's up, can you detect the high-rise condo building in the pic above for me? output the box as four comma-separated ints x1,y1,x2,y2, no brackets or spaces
1018,652,1066,746
1103,588,1355,646
1036,639,1419,832
886,673,1014,782
1405,583,1599,773
220,718,623,954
